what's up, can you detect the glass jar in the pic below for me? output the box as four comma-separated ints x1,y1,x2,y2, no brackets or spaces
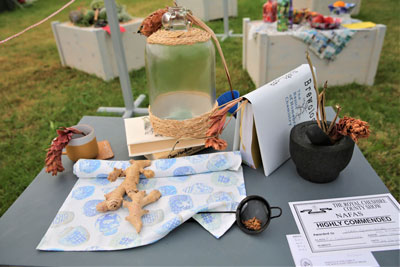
145,6,216,120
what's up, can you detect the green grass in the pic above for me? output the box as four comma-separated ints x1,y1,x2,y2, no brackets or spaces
0,0,398,216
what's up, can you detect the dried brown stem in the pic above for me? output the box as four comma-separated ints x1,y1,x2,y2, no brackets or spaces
94,8,99,22
327,105,341,134
306,51,319,95
187,13,234,99
221,98,247,132
306,51,322,128
321,84,328,132
315,109,322,129
318,90,326,132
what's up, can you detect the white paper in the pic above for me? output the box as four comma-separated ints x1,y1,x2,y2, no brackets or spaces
37,152,246,251
244,64,317,176
289,194,400,253
287,234,380,266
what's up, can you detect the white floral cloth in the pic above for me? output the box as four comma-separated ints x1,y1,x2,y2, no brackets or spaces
37,151,246,251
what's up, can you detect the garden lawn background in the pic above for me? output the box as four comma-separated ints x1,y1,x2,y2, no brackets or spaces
0,0,398,216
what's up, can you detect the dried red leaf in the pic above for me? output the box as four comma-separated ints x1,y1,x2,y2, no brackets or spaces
206,115,226,138
45,127,84,176
66,127,84,136
205,98,242,150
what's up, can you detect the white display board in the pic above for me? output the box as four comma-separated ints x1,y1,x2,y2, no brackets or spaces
242,18,386,87
52,19,146,81
176,0,237,21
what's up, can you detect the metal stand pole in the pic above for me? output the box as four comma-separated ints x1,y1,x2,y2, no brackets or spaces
97,0,147,118
215,0,242,42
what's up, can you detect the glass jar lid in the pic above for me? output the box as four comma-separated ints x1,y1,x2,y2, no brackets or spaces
162,6,190,31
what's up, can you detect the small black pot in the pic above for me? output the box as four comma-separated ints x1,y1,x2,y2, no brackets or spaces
290,121,355,183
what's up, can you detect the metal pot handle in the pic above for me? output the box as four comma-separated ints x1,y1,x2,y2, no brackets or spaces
270,207,282,219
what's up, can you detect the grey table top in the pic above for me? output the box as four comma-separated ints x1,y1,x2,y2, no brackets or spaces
0,110,399,266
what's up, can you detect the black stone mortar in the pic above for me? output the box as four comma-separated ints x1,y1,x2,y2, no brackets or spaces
289,121,355,183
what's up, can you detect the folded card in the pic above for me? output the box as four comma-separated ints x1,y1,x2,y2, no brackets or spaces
239,103,262,169
242,64,317,176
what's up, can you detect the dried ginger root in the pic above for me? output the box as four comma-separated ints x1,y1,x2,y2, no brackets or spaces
96,160,161,233
124,190,161,233
107,167,125,182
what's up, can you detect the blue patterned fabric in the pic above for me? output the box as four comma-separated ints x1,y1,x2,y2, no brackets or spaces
37,151,246,251
247,21,356,61
292,29,356,60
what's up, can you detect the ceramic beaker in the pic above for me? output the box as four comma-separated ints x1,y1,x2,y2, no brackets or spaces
66,124,98,162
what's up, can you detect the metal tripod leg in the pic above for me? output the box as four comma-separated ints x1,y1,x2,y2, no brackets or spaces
215,0,243,42
97,0,148,118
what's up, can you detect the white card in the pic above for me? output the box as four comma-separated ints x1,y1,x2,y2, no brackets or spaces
289,194,400,253
287,234,380,266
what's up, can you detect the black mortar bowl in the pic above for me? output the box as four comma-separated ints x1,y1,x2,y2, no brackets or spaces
289,121,355,183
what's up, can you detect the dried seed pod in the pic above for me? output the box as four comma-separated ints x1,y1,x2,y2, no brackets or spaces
138,8,168,37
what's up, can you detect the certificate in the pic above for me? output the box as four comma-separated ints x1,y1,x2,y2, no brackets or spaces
289,194,400,253
287,234,379,266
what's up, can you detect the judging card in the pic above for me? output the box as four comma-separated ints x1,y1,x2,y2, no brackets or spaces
289,194,400,253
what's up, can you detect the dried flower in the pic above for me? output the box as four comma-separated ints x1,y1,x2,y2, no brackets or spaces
138,8,167,37
205,137,227,151
45,127,85,176
335,116,370,143
242,217,262,231
205,97,242,150
306,53,370,144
